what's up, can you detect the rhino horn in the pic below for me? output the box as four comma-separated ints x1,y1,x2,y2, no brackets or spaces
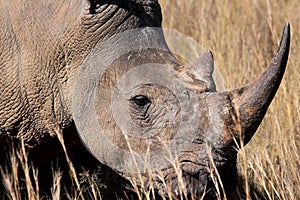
225,23,290,145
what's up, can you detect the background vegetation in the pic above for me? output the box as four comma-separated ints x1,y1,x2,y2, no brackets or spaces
159,0,299,199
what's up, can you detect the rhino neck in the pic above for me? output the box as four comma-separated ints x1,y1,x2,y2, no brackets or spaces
64,2,166,118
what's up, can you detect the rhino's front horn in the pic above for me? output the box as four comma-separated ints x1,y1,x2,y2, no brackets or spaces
226,23,290,145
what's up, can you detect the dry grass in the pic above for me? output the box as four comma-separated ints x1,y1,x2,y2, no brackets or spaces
1,0,299,199
160,0,300,199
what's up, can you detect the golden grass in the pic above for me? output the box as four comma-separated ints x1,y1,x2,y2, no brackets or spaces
1,1,299,199
160,0,300,199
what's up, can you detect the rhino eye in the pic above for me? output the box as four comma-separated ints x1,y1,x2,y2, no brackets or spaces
131,95,151,107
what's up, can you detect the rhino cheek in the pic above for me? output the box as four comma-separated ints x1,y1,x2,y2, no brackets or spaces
73,53,191,174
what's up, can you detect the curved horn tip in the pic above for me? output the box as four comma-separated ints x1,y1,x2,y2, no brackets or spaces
226,23,291,146
284,22,290,38
278,22,290,54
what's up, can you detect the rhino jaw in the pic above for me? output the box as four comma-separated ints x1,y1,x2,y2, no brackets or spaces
223,23,290,145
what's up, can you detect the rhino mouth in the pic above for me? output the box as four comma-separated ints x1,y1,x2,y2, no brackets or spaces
150,160,233,199
127,160,217,199
165,170,214,199
124,144,237,199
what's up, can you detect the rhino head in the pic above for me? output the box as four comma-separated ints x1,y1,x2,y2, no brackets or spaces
72,21,290,198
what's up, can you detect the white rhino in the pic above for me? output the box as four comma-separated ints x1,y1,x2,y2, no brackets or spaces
0,0,290,199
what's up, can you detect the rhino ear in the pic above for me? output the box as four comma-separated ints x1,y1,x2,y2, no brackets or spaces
187,50,216,92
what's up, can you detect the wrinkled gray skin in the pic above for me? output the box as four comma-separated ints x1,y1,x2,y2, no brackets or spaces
0,0,290,199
